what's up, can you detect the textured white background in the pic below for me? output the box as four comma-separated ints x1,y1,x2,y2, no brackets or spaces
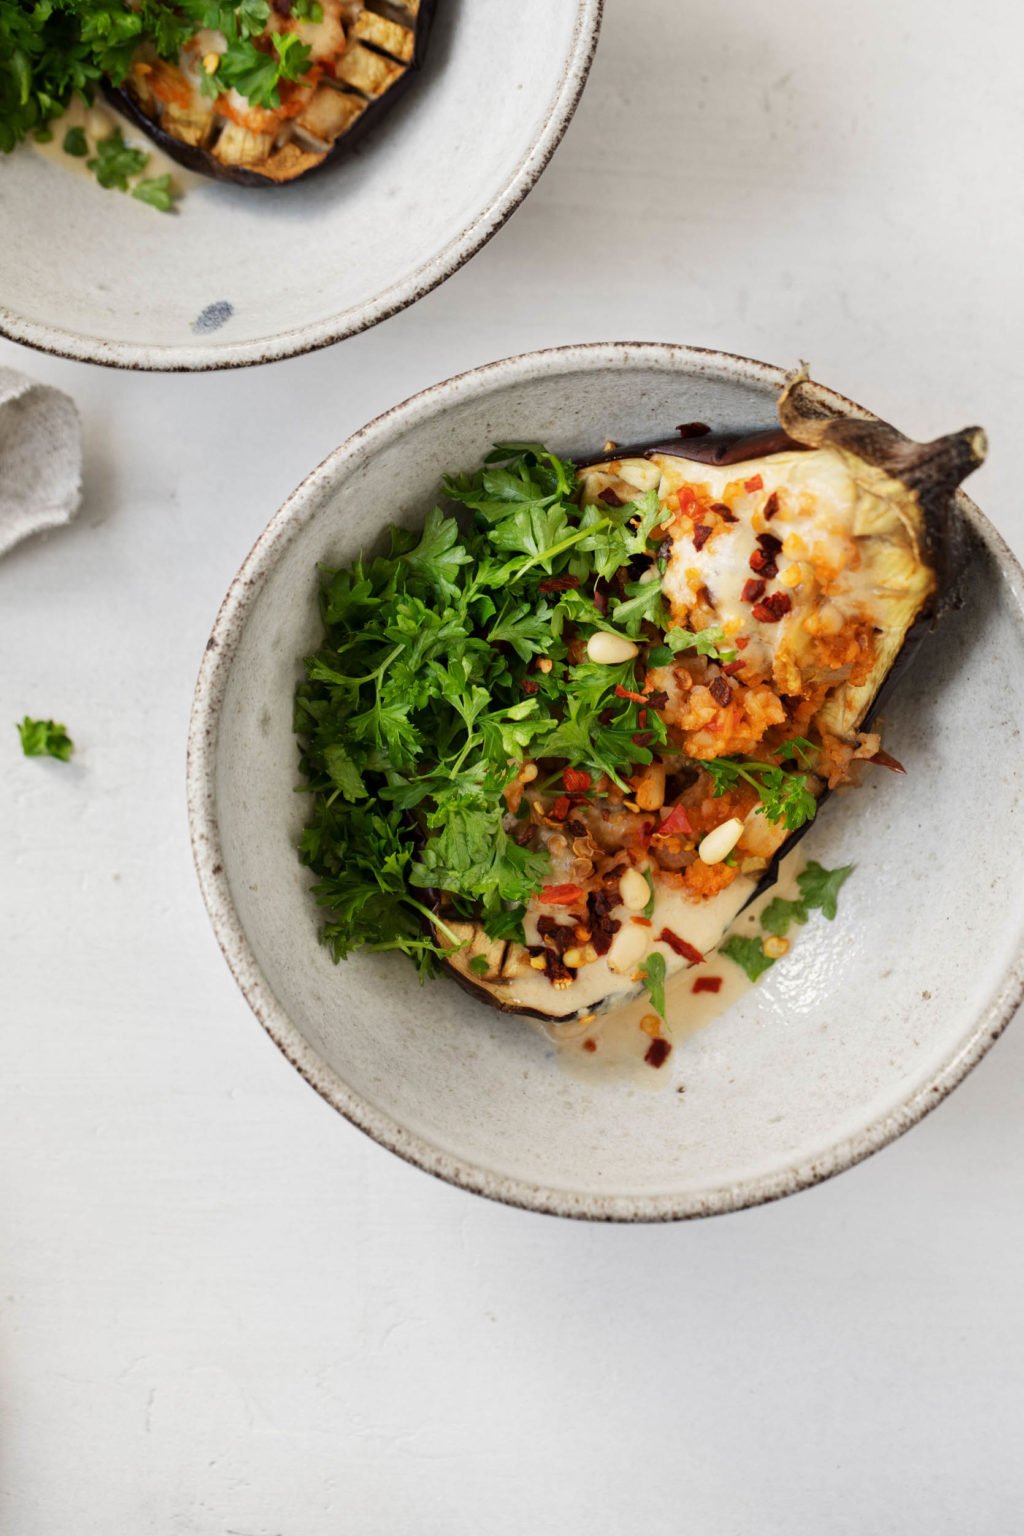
2,0,1023,1530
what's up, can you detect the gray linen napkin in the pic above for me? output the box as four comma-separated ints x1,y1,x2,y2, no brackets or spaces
0,368,82,558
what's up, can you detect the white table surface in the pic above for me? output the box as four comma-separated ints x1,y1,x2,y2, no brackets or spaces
3,0,1023,1529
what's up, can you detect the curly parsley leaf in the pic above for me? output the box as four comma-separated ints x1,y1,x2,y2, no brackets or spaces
17,716,74,761
796,860,854,920
720,935,776,983
700,750,818,831
640,950,667,1019
132,173,176,211
87,128,148,189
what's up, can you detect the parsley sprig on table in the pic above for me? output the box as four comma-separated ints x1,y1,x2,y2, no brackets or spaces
0,0,312,153
295,444,679,976
16,716,74,761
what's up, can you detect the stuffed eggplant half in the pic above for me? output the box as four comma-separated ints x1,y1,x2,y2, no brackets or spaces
109,0,434,186
294,373,985,1028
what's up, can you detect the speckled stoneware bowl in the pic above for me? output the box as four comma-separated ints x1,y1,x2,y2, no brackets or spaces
0,2,600,370
187,342,1024,1219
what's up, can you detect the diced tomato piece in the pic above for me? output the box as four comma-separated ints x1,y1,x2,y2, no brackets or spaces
657,803,693,837
562,767,592,793
539,883,584,906
676,485,699,517
692,975,723,994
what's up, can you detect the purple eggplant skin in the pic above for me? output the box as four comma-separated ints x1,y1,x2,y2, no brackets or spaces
103,0,437,189
579,426,807,471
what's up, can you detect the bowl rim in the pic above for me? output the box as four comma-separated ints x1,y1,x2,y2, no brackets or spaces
186,339,1024,1221
0,0,603,373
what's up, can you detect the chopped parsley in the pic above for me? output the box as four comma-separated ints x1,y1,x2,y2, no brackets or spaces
721,862,855,981
87,127,147,189
16,716,73,761
699,738,819,831
639,951,667,1019
0,1,314,155
296,444,677,977
719,935,776,983
760,861,854,933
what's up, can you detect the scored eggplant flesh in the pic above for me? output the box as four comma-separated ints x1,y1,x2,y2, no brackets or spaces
441,371,986,1022
106,0,435,187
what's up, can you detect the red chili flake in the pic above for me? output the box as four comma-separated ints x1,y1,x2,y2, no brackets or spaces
538,574,580,593
540,883,584,906
752,591,793,624
631,916,653,927
614,684,649,704
645,689,669,710
676,422,711,438
659,928,704,965
736,636,749,650
637,708,647,727
692,975,723,995
711,501,738,523
522,678,540,694
544,950,576,983
722,660,746,676
749,532,783,578
549,795,571,821
742,577,766,604
692,524,712,551
631,732,653,748
744,474,764,493
709,675,732,708
599,488,623,507
645,1038,672,1069
870,749,907,774
676,485,699,517
582,1038,597,1053
562,767,592,793
763,491,780,521
656,803,693,837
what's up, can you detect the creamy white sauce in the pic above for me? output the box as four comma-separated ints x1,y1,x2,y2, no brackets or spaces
31,97,192,193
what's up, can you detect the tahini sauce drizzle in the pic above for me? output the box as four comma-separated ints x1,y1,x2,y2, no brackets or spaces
542,848,807,1087
31,97,193,193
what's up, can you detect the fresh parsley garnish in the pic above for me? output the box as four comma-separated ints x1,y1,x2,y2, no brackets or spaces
87,128,148,190
468,955,491,977
132,173,176,212
63,125,87,157
698,738,819,831
16,717,73,761
721,862,855,981
761,861,854,932
295,444,677,976
639,951,667,1019
720,935,776,983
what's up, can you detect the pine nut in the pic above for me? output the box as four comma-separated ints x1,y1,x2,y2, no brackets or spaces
586,631,639,665
607,922,650,975
618,867,651,911
697,817,744,865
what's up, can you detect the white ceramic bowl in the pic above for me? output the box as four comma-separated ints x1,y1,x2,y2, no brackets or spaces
0,2,600,370
188,343,1024,1219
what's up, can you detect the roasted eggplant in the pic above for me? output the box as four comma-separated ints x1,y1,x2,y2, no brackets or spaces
107,0,435,187
442,373,985,1021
